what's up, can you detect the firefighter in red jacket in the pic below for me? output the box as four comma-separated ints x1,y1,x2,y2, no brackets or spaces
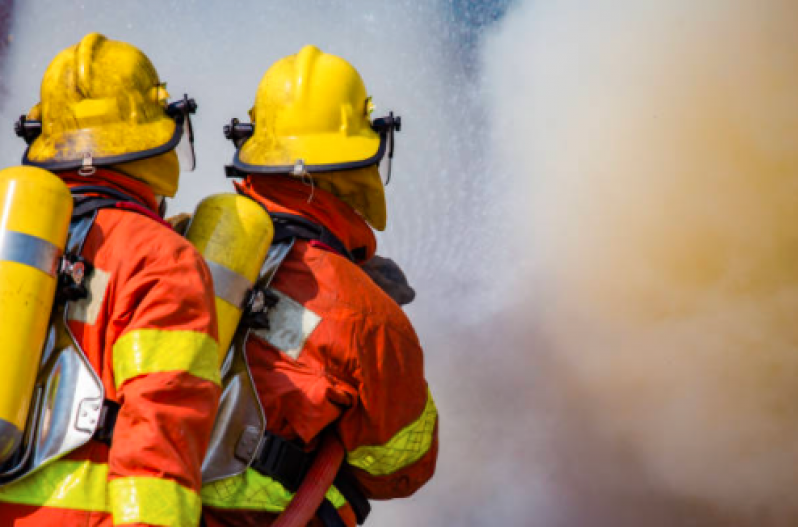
200,45,438,526
0,33,221,526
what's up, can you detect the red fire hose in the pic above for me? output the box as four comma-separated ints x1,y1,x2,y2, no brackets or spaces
272,432,346,527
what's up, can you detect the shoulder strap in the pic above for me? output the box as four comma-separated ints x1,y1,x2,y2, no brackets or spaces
69,185,145,219
269,212,356,262
70,185,171,229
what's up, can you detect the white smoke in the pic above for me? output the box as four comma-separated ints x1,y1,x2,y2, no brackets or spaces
482,0,798,525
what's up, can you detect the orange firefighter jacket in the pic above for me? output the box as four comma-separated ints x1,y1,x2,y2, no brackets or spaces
201,176,438,527
0,169,221,526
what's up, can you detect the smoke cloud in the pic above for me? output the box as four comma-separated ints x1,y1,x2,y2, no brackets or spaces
481,0,798,524
7,0,798,525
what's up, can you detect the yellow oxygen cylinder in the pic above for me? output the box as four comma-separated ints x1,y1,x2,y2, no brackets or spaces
186,194,273,364
0,166,73,463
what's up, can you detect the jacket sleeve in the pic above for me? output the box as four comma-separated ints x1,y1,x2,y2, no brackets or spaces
336,314,438,499
106,237,221,526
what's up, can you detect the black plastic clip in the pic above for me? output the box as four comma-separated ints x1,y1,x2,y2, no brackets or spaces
372,112,402,185
56,254,93,303
167,94,198,119
372,112,402,134
223,118,255,148
14,115,42,145
241,286,280,329
91,399,121,446
250,432,313,492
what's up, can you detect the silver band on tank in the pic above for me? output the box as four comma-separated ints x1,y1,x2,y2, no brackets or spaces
0,230,61,276
205,260,253,309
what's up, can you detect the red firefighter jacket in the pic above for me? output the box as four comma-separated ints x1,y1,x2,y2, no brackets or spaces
201,176,438,527
0,169,221,526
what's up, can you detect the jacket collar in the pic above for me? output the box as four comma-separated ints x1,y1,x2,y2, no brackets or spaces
236,175,376,262
58,168,161,213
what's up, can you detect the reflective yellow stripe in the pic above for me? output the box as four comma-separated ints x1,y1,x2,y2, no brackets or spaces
347,388,437,476
113,328,220,389
0,459,108,511
201,468,346,511
110,476,202,526
0,460,203,526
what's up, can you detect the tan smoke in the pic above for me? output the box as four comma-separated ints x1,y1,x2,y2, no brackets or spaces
485,0,798,523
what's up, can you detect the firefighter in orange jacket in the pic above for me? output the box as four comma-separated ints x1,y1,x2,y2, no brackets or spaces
200,45,438,526
0,33,221,526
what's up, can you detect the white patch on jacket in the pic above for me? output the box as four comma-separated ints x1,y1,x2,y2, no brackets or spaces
251,289,321,360
67,267,110,325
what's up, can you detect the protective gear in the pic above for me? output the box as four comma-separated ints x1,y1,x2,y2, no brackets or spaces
225,45,401,231
17,33,196,197
0,166,72,464
186,193,274,363
313,166,386,231
110,150,180,198
201,176,438,527
237,45,382,171
0,168,221,526
361,255,416,306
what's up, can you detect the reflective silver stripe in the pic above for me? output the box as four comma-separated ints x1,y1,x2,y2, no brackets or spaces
206,260,252,308
0,230,61,276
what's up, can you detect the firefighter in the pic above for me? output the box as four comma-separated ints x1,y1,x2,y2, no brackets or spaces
0,33,221,526
200,45,438,526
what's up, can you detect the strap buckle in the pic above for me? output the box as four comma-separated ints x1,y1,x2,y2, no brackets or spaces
56,253,93,303
241,286,280,329
91,399,120,446
250,432,314,492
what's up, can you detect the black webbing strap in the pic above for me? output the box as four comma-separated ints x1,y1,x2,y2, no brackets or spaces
250,430,371,525
334,469,371,524
66,186,143,447
316,499,348,527
91,400,120,446
269,212,358,263
70,185,146,219
250,430,313,492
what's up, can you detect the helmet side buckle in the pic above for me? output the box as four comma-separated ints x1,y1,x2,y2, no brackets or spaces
78,153,96,177
291,160,307,178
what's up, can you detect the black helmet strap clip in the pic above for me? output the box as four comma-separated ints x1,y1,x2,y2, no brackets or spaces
15,115,42,145
166,94,197,141
372,111,401,185
224,118,255,149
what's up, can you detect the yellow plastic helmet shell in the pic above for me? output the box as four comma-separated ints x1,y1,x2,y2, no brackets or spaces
186,194,274,364
235,45,384,173
0,166,73,463
24,33,181,178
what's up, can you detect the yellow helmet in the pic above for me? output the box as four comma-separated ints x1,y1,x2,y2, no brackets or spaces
16,33,196,189
226,45,401,177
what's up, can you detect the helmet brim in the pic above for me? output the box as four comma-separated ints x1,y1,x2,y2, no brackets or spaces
23,117,180,171
234,130,384,174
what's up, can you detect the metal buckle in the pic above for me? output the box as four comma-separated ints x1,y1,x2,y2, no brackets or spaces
78,153,96,177
57,254,92,302
241,287,279,330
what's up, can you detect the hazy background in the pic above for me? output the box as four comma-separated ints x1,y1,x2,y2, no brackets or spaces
4,1,798,525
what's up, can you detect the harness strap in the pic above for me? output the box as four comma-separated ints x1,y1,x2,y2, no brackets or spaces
70,185,147,204
66,187,162,448
333,470,371,524
250,431,313,493
91,400,120,446
269,212,356,262
250,430,371,524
